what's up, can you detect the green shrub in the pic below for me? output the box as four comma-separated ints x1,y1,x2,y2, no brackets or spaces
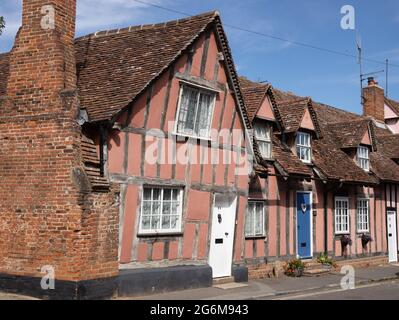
317,253,336,266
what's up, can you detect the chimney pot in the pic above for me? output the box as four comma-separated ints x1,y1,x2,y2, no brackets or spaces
367,77,378,86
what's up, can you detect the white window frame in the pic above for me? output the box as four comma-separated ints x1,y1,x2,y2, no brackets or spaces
174,84,216,140
245,200,266,238
357,145,370,171
357,198,370,233
138,187,183,235
254,122,272,159
334,197,350,234
296,131,312,163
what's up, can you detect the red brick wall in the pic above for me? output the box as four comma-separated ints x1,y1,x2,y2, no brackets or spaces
363,84,385,122
0,0,118,281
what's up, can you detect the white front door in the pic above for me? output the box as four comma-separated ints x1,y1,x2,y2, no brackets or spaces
208,194,237,278
387,211,398,263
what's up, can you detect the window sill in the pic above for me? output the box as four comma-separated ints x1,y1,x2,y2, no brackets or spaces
357,231,370,235
137,231,183,238
172,132,212,142
334,232,350,237
245,235,266,240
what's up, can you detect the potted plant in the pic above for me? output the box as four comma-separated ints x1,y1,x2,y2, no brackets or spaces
361,233,373,249
340,234,352,257
284,258,305,277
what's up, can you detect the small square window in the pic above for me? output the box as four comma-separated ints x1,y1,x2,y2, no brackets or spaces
139,187,183,234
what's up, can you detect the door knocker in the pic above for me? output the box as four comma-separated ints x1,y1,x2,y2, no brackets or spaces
218,213,222,223
301,203,307,213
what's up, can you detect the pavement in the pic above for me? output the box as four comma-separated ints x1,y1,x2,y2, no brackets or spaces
1,263,398,300
272,279,399,300
128,263,399,300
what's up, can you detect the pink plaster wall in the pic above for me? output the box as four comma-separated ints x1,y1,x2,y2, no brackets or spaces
315,183,325,253
360,130,371,145
197,223,209,259
186,190,210,221
152,242,164,261
386,118,399,134
385,103,399,119
108,130,125,174
204,32,218,81
267,174,278,257
127,133,142,176
146,71,169,129
109,29,250,265
119,185,138,263
256,97,275,121
279,190,287,256
300,108,315,131
234,196,246,262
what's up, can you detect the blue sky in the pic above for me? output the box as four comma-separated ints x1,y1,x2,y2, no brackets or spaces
1,0,398,114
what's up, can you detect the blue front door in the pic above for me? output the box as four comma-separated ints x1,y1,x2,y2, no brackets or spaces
297,192,312,258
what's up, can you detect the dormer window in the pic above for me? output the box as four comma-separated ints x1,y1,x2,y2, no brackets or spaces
296,132,311,163
254,122,272,159
357,145,370,171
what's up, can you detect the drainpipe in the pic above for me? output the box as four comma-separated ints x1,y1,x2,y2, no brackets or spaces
99,125,109,177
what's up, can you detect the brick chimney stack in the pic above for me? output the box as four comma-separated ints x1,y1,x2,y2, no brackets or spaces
7,0,77,109
362,76,385,122
0,0,119,299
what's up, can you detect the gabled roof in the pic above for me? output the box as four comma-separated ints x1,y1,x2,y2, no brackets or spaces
239,77,283,129
325,118,376,151
385,97,399,116
75,11,219,122
0,53,10,96
277,98,322,138
74,11,252,131
272,87,381,185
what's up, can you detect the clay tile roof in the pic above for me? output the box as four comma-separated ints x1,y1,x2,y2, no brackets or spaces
385,97,399,116
276,98,322,137
375,134,399,160
74,11,219,122
272,135,312,177
325,118,375,150
239,78,270,119
312,137,378,185
0,53,10,96
239,76,283,129
271,87,381,184
370,152,399,183
277,99,308,133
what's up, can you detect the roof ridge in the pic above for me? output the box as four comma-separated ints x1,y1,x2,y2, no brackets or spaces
326,117,371,126
74,11,219,41
278,97,309,105
313,101,360,117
